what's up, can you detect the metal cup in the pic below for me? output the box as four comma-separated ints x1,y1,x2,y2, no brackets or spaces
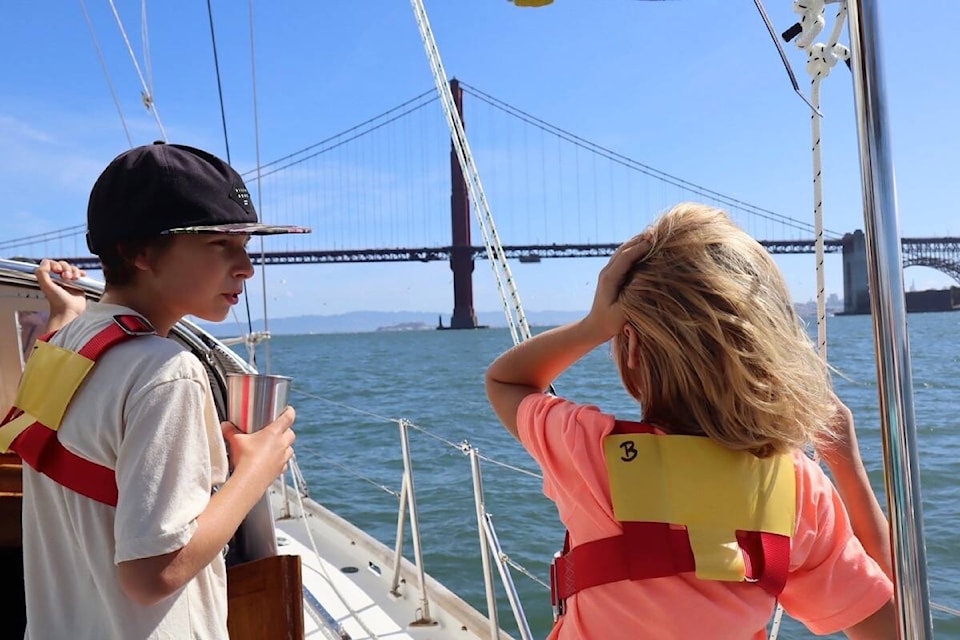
226,373,291,433
225,373,292,562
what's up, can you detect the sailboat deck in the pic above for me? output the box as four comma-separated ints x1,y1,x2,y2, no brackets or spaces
271,484,510,640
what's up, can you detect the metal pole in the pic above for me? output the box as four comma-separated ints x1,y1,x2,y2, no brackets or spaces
390,475,409,596
398,419,433,622
468,448,501,638
845,2,933,637
482,512,534,640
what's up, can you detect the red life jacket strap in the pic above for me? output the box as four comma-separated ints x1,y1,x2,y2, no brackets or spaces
612,419,657,435
7,314,156,507
77,314,156,359
550,521,696,615
15,422,119,506
550,525,791,615
730,530,790,595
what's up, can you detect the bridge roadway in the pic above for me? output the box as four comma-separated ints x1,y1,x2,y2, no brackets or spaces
52,236,959,271
58,239,850,270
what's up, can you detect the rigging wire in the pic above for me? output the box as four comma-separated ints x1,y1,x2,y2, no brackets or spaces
753,0,823,117
205,0,233,165
204,0,254,348
140,0,154,104
247,0,271,374
106,0,167,141
77,0,133,147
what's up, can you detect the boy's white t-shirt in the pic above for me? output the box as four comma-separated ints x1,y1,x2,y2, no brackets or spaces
21,302,230,640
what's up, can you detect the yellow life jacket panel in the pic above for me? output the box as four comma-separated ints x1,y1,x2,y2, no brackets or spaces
549,420,795,618
0,314,156,507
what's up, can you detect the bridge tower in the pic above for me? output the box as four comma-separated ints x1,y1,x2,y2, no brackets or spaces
842,229,871,315
446,78,481,329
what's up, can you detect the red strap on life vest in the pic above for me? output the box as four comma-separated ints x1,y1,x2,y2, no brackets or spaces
548,420,791,617
6,314,156,507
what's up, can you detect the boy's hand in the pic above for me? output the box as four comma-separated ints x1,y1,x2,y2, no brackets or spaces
221,406,296,487
584,232,652,339
36,259,87,321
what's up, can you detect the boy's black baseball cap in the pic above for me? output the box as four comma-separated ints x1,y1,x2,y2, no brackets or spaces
86,141,310,255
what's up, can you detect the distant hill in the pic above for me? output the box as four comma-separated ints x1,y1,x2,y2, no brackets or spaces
198,301,838,337
198,309,587,337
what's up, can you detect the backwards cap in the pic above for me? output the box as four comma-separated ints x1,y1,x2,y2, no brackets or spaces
86,141,309,255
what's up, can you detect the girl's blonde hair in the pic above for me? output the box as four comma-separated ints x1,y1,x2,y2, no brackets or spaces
614,202,836,457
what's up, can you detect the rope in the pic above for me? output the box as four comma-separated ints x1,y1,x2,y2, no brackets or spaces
409,0,531,345
78,0,132,147
106,0,166,141
807,2,850,362
769,4,850,638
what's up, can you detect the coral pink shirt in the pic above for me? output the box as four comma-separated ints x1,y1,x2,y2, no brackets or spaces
517,393,893,640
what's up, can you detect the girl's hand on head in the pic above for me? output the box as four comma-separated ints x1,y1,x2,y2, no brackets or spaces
35,259,87,320
585,233,652,339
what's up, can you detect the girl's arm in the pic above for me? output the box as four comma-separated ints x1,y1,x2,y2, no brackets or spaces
485,235,650,439
820,397,893,580
485,319,612,439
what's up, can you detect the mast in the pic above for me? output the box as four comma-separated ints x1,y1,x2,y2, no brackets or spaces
845,2,933,637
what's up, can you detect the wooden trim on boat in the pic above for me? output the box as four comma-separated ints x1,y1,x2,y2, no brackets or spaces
227,554,305,640
0,452,22,548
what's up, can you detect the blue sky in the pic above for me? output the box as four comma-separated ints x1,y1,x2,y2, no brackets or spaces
1,1,957,323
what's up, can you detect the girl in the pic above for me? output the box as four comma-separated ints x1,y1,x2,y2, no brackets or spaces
486,202,894,639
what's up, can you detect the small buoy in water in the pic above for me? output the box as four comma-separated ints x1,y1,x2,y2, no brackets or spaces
511,0,554,7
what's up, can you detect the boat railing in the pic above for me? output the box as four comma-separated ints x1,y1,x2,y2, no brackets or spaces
282,387,545,639
279,385,960,638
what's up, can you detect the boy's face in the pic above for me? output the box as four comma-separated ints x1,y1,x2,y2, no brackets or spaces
138,233,254,323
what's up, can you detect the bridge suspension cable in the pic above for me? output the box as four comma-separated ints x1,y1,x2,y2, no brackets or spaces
460,81,841,240
243,90,438,179
0,224,87,253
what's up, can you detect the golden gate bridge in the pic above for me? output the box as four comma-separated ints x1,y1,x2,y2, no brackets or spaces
2,80,958,321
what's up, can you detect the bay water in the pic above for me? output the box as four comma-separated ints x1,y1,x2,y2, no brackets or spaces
254,311,960,639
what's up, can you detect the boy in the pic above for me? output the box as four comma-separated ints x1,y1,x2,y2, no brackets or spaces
2,142,308,639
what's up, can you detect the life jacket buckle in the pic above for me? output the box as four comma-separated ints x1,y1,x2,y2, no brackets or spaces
112,314,155,336
549,550,564,621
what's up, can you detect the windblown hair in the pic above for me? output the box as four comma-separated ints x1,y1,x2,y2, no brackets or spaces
614,202,836,457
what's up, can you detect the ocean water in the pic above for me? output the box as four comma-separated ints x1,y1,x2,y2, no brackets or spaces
252,311,960,639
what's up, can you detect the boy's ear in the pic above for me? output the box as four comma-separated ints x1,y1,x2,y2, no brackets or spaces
130,242,163,273
130,247,151,273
